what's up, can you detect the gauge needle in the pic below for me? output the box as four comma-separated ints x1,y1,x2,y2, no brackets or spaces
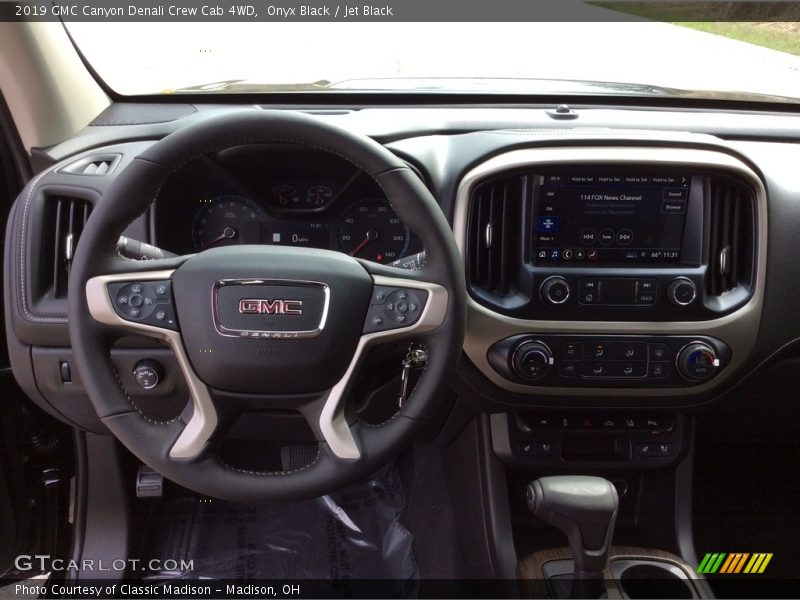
205,226,237,248
349,229,379,256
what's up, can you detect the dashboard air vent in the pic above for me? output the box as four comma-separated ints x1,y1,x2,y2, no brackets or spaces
707,177,755,297
46,196,92,297
60,154,121,176
467,174,525,297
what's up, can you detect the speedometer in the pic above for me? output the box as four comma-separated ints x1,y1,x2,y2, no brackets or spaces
336,198,410,263
191,195,263,251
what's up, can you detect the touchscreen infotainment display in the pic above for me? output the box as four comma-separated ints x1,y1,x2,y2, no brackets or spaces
531,174,690,266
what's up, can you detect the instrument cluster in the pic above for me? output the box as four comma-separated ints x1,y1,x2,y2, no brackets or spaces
153,144,422,264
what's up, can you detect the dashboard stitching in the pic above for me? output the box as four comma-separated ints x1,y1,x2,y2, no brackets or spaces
710,336,800,403
18,168,69,323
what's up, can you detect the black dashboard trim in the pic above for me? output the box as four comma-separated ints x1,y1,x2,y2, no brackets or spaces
100,93,800,115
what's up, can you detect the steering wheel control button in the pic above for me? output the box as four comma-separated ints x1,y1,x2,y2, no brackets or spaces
129,294,144,308
133,360,163,390
677,342,720,380
511,341,553,381
667,277,697,306
363,287,428,333
540,276,571,305
371,286,394,305
108,280,178,331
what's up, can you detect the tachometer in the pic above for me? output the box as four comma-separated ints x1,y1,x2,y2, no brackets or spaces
337,198,410,263
191,195,263,251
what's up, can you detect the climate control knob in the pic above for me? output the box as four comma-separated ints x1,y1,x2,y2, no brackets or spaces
512,341,554,381
540,276,571,305
677,342,719,381
667,277,697,307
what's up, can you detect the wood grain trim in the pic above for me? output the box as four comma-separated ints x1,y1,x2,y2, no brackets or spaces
518,546,706,598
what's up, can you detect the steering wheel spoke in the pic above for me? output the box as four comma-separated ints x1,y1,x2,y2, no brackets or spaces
317,270,448,460
85,268,218,460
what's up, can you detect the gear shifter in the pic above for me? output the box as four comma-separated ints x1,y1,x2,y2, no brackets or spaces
526,476,619,598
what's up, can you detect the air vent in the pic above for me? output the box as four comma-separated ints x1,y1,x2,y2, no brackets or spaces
707,177,755,297
467,174,525,297
46,196,92,297
60,154,121,176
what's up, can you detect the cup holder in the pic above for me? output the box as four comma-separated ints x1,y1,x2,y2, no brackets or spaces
617,561,696,599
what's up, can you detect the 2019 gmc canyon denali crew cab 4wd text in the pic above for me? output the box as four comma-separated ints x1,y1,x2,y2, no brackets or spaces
1,5,800,599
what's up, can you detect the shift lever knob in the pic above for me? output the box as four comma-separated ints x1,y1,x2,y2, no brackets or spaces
526,476,619,581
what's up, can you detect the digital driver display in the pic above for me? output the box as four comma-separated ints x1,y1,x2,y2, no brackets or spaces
532,174,690,265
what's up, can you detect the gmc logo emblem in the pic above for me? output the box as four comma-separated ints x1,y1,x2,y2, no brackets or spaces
239,299,303,315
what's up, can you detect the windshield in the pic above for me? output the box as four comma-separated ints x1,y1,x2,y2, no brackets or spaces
66,16,800,101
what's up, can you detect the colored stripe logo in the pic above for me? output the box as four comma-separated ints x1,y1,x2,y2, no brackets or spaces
697,553,773,574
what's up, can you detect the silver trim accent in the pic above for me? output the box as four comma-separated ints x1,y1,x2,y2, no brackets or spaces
85,270,217,459
667,277,697,307
64,233,74,261
318,274,448,459
212,278,330,339
453,147,767,397
540,275,571,305
719,246,731,275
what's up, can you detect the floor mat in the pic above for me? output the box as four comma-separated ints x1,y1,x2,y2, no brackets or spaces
143,466,417,591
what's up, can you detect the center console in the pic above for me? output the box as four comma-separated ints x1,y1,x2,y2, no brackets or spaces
454,146,766,399
451,146,766,595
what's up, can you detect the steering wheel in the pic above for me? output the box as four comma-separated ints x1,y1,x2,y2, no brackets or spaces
68,111,466,502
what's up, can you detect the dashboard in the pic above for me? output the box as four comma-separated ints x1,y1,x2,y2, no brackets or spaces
6,102,800,436
153,145,422,264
